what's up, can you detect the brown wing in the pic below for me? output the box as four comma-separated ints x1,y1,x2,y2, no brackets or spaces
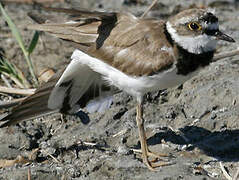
28,8,175,76
91,18,175,76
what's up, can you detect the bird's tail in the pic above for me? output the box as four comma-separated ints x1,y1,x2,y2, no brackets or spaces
0,50,118,128
0,70,62,127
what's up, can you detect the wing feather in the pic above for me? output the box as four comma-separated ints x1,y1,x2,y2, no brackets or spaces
28,8,176,76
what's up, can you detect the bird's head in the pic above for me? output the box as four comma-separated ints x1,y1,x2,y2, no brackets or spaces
166,8,235,54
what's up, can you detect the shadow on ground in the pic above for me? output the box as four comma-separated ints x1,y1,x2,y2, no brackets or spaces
142,126,239,162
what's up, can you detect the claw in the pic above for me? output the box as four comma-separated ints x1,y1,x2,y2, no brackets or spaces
142,155,175,171
132,148,175,170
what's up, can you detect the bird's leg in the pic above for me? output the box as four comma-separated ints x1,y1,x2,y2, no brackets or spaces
136,103,152,169
136,103,172,170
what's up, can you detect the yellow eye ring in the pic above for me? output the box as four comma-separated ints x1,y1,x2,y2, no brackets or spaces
188,22,202,31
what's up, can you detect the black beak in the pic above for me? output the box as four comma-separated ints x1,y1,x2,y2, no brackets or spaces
215,30,235,42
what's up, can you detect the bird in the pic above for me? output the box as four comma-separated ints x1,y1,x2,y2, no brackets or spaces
0,7,235,170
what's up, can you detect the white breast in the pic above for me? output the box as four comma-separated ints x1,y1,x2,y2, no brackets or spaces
71,50,197,98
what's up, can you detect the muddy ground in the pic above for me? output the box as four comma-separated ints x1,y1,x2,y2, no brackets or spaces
0,0,239,179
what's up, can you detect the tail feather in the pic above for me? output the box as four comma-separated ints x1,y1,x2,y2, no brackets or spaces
38,6,115,19
27,6,114,24
0,71,62,127
0,96,57,127
0,50,117,128
28,23,99,43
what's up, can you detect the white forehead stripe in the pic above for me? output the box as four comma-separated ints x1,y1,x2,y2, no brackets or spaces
177,17,196,25
65,20,78,24
206,8,216,14
166,22,217,54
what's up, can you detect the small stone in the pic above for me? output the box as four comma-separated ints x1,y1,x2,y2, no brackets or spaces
117,145,131,155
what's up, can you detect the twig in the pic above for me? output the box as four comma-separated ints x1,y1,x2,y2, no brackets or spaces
220,162,232,180
0,97,26,109
112,129,128,137
40,149,60,163
2,72,26,89
61,175,67,180
83,142,97,146
1,74,12,88
213,48,239,62
76,140,97,146
50,118,63,135
0,86,35,95
131,148,142,154
141,0,158,18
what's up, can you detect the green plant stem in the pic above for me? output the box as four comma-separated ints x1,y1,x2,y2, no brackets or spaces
0,3,38,87
25,53,38,87
2,72,25,88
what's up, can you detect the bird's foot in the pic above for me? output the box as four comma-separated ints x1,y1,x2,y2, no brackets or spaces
143,158,174,171
132,148,175,171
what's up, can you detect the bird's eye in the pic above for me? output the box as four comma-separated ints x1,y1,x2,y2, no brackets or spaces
188,22,202,31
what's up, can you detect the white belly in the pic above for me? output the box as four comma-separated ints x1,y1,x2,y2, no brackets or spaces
71,49,199,97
